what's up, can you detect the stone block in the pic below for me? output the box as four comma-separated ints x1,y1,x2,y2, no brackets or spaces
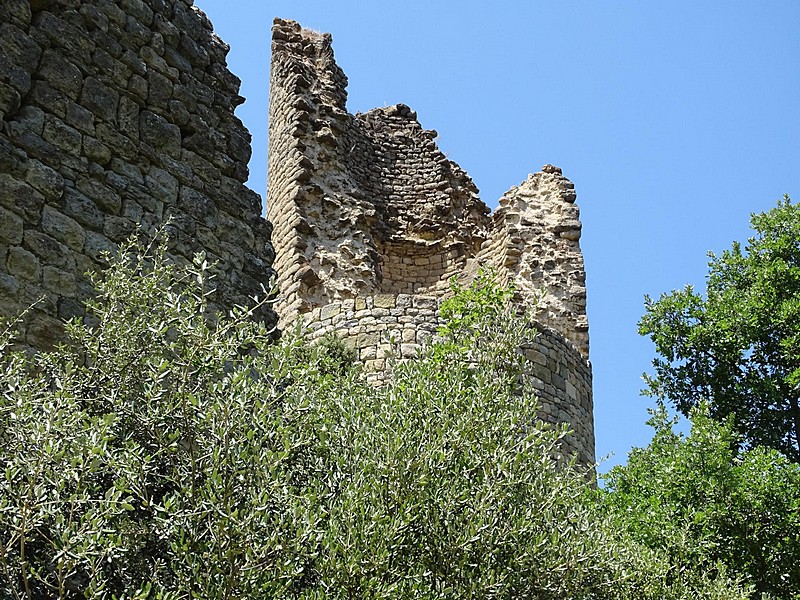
42,265,77,296
1,22,41,73
95,123,137,160
41,205,85,252
145,167,179,203
413,296,437,310
146,71,172,108
103,216,135,242
26,311,64,351
376,344,393,359
179,187,216,227
128,73,148,102
320,303,340,320
140,110,181,156
532,363,552,385
0,175,45,222
118,95,141,141
0,272,20,299
80,77,120,124
62,188,104,231
356,331,379,347
83,136,112,165
400,343,418,358
7,246,40,281
10,128,61,166
38,50,83,99
42,117,82,155
0,206,24,245
24,230,72,268
525,348,548,367
65,101,96,134
79,178,122,214
552,372,566,391
0,82,21,117
373,294,396,309
84,231,116,264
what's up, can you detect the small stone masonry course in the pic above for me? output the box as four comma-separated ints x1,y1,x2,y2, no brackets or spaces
267,18,595,463
0,0,278,350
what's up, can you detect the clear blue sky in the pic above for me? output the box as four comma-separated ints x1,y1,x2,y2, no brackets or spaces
196,0,800,471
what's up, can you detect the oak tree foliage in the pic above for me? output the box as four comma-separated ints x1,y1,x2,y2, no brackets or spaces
640,196,800,461
601,403,800,599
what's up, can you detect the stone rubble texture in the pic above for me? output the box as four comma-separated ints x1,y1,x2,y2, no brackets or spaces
0,0,278,350
268,19,594,463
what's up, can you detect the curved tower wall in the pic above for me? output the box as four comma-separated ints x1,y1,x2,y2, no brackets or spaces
267,18,594,463
302,295,594,464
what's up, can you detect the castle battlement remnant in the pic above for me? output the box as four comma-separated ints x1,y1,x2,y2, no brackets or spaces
267,18,593,463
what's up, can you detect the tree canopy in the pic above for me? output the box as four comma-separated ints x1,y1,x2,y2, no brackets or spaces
0,235,748,599
639,196,800,461
601,403,800,598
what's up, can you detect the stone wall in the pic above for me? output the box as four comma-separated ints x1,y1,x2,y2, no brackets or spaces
0,0,277,349
302,293,440,380
267,19,490,321
484,167,589,356
302,294,594,464
267,18,594,463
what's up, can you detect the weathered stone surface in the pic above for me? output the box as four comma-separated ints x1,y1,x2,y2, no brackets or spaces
84,231,115,264
140,110,181,156
41,205,86,251
0,207,24,245
42,265,77,296
80,77,119,123
7,246,40,281
38,50,84,99
267,19,594,463
24,230,72,269
491,171,590,356
0,0,277,352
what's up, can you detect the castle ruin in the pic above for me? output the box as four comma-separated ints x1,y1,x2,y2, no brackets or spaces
0,2,593,464
267,19,593,463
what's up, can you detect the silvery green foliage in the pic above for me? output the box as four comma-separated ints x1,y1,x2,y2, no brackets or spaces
0,236,325,598
0,238,748,599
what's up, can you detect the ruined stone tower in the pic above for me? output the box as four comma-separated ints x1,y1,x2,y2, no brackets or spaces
267,18,594,463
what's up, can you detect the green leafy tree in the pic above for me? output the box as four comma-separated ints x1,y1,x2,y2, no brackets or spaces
0,235,749,598
0,236,351,598
640,196,800,461
601,404,800,599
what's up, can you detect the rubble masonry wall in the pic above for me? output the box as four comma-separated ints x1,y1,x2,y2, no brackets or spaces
267,18,594,462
